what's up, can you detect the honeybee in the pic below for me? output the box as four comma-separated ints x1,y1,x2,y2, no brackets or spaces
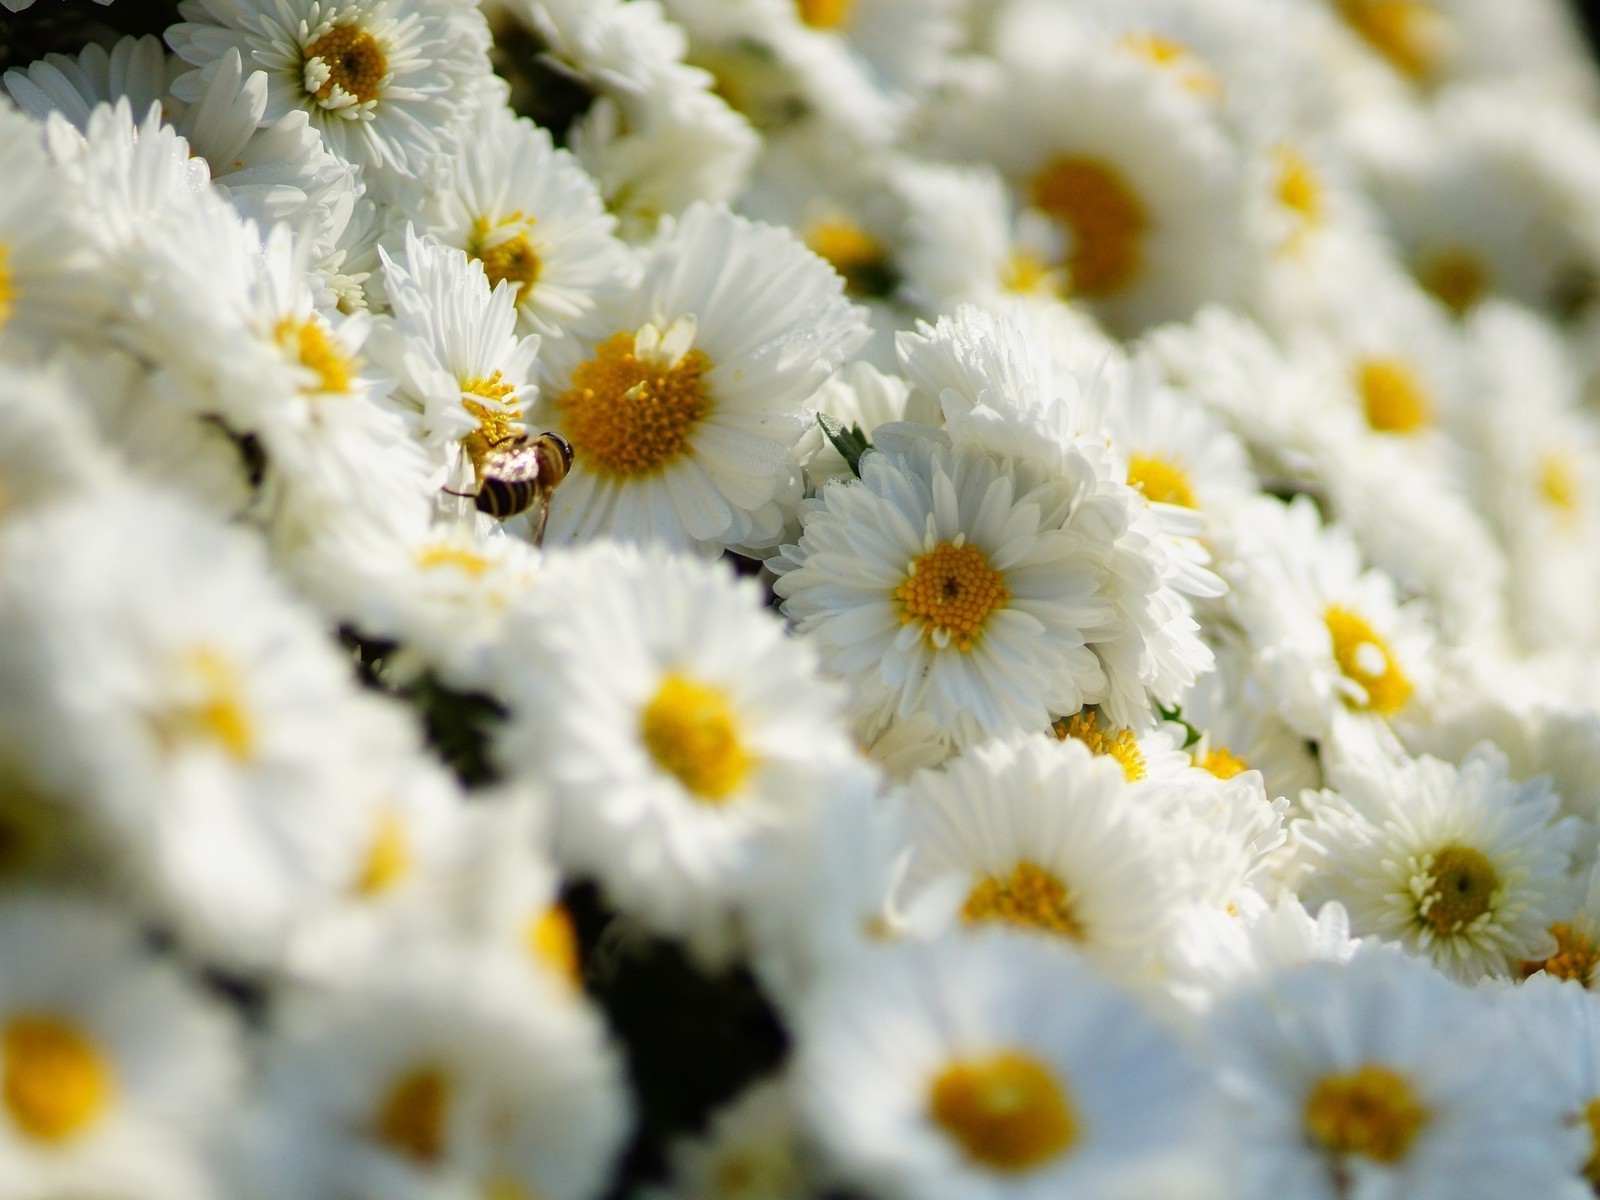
448,430,574,547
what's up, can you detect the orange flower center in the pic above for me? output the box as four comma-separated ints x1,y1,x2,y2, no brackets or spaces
1029,157,1148,299
557,331,712,478
894,541,1011,652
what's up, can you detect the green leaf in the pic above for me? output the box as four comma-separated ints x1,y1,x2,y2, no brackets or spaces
817,413,873,479
1156,703,1203,750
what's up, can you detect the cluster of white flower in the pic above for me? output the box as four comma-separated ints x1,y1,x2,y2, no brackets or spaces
7,0,1600,1197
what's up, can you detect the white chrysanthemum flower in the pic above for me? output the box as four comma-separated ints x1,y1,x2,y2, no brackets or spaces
1499,973,1600,1198
1513,860,1600,990
372,227,541,493
0,487,376,966
493,543,859,967
403,103,633,340
237,941,629,1200
894,735,1195,985
923,45,1247,335
797,931,1228,1200
1465,300,1600,654
0,897,241,1200
166,0,494,199
3,34,171,128
1293,743,1580,981
1224,495,1433,741
773,428,1109,751
532,202,867,555
895,305,1218,725
1208,947,1584,1200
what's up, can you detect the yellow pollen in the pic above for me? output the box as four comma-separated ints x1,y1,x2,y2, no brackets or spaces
1418,248,1489,316
526,903,582,987
1519,922,1600,986
1029,157,1148,299
1416,844,1499,936
929,1051,1079,1171
796,0,854,29
1127,454,1197,508
558,331,712,478
1324,606,1412,715
274,316,354,395
154,647,257,763
470,216,541,303
804,219,889,297
462,374,524,471
3,1015,112,1144
1335,0,1444,84
0,245,13,331
640,674,753,803
1539,453,1581,521
1053,711,1146,783
1196,746,1248,779
1002,251,1062,297
304,24,387,104
353,809,410,897
1116,32,1222,96
894,541,1011,652
1583,1098,1600,1190
414,542,494,578
1303,1064,1428,1163
962,861,1084,940
1274,145,1324,251
1356,357,1431,434
374,1067,451,1165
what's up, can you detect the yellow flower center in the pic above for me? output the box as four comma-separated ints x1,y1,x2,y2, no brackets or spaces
353,809,410,897
0,245,13,331
470,216,541,304
1416,844,1499,936
3,1015,113,1143
558,330,712,478
1519,922,1600,986
485,1177,538,1200
525,902,582,987
152,647,258,763
928,1051,1079,1172
1127,454,1197,508
894,541,1011,652
1303,1064,1428,1164
639,674,753,803
1001,251,1063,297
1539,453,1581,523
1335,0,1444,83
1029,157,1148,299
1274,145,1324,252
1583,1098,1600,1190
374,1067,451,1165
460,371,523,470
1324,606,1412,715
1356,357,1431,434
1418,248,1489,317
414,542,494,578
274,316,354,395
304,24,387,104
1053,711,1146,782
796,0,854,29
1195,746,1248,779
962,861,1084,940
1115,32,1222,96
805,218,891,297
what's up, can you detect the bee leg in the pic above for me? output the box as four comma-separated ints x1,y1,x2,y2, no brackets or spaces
526,495,553,548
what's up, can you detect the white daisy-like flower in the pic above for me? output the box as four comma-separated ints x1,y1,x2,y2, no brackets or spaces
1499,973,1600,1198
237,940,629,1200
0,897,241,1200
532,202,868,555
3,34,171,129
1514,860,1600,990
773,427,1109,751
165,0,495,199
492,542,860,967
923,43,1247,335
403,103,634,340
0,486,376,967
797,930,1228,1200
894,734,1196,986
1223,494,1433,741
1293,742,1580,981
1208,946,1584,1200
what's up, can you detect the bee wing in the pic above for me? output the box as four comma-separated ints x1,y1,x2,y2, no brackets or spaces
526,492,553,549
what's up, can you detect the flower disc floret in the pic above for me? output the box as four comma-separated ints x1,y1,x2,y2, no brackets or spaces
962,862,1084,940
1324,605,1412,714
374,1066,451,1164
3,1014,112,1143
1414,844,1500,936
929,1051,1079,1171
640,674,754,803
558,330,712,478
1303,1064,1428,1164
303,24,388,108
895,540,1012,652
1029,157,1147,298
